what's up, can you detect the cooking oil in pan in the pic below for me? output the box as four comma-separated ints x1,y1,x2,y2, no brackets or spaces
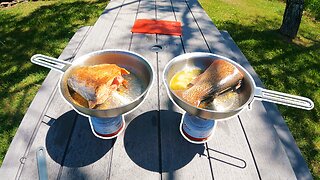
170,69,202,90
96,73,144,109
209,91,241,111
69,72,145,109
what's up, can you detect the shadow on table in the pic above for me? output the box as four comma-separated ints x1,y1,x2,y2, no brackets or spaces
124,110,206,172
45,110,115,168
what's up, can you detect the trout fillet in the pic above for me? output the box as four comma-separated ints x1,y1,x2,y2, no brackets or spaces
67,64,129,109
175,59,243,107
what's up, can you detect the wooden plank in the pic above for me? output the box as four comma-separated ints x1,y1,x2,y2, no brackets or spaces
185,8,267,168
16,122,52,180
59,26,93,62
102,0,140,50
172,0,209,53
187,0,262,86
44,55,112,180
160,111,213,180
19,112,77,180
202,28,292,178
156,0,185,114
156,0,214,179
75,0,126,57
218,32,295,179
218,30,263,87
45,86,74,120
238,102,296,179
183,2,263,177
18,26,92,180
58,0,157,179
108,0,161,179
56,1,129,178
263,102,312,179
57,0,154,179
16,26,92,180
219,31,311,179
205,117,259,179
185,0,233,56
59,115,114,180
0,26,92,180
49,50,113,179
179,1,260,179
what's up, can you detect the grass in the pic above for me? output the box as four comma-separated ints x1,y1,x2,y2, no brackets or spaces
0,0,107,165
198,0,320,178
305,0,320,20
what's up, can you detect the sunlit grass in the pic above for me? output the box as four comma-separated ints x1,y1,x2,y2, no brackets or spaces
0,0,107,165
199,0,320,178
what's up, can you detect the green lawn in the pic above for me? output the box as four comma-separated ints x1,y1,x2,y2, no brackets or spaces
198,0,320,178
0,0,107,165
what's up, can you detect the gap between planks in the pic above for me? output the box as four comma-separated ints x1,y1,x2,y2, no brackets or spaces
16,26,92,179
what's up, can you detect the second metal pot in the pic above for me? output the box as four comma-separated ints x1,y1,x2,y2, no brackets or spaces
163,52,314,120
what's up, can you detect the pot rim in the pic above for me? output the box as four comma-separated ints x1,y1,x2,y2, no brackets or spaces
163,52,257,117
59,49,155,116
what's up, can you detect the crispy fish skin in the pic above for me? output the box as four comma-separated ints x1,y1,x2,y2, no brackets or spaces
175,59,243,107
67,64,129,109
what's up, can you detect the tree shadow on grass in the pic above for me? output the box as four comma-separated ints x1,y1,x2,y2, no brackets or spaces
214,18,320,178
0,0,107,164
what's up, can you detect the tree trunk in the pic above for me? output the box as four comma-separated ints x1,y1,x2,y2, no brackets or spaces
279,0,304,39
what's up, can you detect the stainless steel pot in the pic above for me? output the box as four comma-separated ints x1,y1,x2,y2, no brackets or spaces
163,52,314,120
31,49,154,118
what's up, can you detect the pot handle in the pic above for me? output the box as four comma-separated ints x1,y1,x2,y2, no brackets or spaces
254,87,314,110
31,54,72,73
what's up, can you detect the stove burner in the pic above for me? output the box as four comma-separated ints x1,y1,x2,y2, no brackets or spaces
89,116,125,139
180,113,216,144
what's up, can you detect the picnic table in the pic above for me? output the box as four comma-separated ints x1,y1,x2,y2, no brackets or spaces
0,0,313,179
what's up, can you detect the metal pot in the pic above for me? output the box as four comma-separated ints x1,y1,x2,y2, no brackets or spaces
31,49,154,118
163,52,314,120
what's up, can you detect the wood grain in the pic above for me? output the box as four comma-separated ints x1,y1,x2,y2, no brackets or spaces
1,1,310,179
75,0,126,57
108,0,161,179
59,115,114,180
57,1,128,178
178,1,260,179
0,26,92,180
156,0,213,179
238,102,296,179
221,30,309,179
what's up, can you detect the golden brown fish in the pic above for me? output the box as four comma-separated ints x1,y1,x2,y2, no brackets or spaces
67,64,130,109
174,59,243,107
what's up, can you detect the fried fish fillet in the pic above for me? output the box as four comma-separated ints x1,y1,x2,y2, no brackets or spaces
67,64,130,109
175,59,243,107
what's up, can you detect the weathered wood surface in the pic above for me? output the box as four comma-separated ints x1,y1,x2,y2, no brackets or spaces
55,0,126,178
75,0,125,57
220,30,312,179
156,0,214,179
0,26,92,180
106,0,160,179
160,1,258,179
1,0,311,179
212,28,298,179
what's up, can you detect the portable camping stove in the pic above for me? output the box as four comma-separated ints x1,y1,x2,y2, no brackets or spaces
89,116,125,139
180,113,216,144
